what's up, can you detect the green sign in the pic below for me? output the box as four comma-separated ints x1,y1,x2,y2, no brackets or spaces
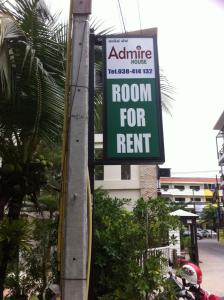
103,36,164,163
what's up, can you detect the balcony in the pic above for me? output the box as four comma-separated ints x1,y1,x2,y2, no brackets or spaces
214,112,224,166
216,129,224,166
218,143,224,165
216,131,224,166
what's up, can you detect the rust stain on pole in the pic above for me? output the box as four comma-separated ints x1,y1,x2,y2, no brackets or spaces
73,0,92,14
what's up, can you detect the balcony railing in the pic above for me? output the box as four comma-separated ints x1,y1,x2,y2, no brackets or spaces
216,130,224,165
138,246,171,274
218,144,224,164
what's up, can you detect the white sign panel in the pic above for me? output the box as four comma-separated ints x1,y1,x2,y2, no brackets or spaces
106,37,155,79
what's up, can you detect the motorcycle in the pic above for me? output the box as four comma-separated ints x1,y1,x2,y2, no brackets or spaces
163,270,195,299
164,261,223,300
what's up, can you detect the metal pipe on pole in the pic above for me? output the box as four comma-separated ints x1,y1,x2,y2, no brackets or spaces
61,1,92,299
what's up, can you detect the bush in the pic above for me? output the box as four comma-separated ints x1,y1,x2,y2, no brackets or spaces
94,190,178,299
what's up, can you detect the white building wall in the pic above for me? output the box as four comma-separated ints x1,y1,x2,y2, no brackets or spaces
104,165,121,181
94,135,157,203
95,165,141,207
162,185,206,201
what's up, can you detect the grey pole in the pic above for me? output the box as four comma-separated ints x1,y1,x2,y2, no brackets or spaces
62,1,92,299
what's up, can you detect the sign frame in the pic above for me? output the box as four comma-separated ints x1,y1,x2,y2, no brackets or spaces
102,34,165,165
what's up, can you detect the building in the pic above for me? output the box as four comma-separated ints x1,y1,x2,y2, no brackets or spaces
214,111,224,191
160,177,221,213
213,111,224,232
93,134,224,211
214,111,224,167
94,134,158,206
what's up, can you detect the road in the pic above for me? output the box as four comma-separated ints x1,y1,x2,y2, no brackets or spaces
198,239,224,297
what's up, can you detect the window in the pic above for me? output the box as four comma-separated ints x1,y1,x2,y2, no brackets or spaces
175,198,185,202
121,165,131,180
204,184,216,190
161,184,169,191
174,185,185,191
95,165,104,180
190,185,200,191
206,197,212,202
190,197,201,202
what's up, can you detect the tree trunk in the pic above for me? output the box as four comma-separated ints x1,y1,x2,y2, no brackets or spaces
0,195,8,220
0,268,6,300
0,195,24,299
0,241,13,300
8,195,23,220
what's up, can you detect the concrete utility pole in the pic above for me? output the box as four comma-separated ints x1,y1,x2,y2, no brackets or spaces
62,1,92,299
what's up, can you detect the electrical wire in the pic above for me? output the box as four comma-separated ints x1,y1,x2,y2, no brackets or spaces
57,0,74,275
70,19,88,114
86,171,93,300
117,0,127,33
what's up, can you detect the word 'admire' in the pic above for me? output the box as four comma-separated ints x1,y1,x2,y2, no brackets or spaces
108,46,152,60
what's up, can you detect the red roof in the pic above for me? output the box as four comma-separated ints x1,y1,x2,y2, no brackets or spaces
160,177,218,183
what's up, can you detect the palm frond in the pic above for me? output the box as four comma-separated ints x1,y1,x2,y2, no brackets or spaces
0,15,23,99
160,70,175,115
94,93,103,133
0,0,66,162
90,17,115,35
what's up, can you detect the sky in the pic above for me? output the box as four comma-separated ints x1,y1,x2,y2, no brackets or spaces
46,0,224,178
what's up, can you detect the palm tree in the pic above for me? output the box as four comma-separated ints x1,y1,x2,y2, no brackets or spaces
0,0,66,297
